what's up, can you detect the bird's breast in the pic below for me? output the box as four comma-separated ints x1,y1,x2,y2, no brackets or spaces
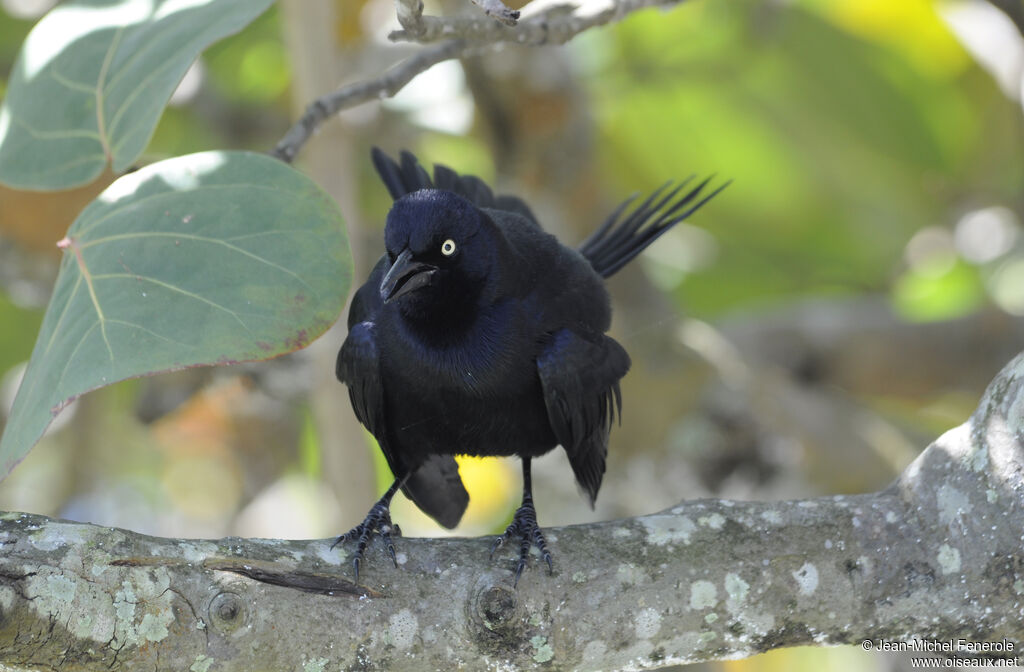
376,302,560,458
382,360,556,459
380,300,535,395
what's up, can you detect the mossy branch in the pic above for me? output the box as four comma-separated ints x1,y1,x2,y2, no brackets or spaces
1,353,1023,669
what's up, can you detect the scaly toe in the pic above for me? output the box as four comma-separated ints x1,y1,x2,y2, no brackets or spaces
334,505,399,581
492,506,554,586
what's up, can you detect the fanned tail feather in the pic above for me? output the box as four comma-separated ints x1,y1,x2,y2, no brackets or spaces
372,148,434,199
579,176,731,279
371,147,538,222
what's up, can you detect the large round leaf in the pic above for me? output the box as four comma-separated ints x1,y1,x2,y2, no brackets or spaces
0,0,275,190
0,150,351,479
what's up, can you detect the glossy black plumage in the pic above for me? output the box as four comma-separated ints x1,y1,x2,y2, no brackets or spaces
336,148,728,583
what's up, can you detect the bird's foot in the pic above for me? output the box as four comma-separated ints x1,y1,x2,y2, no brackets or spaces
332,499,401,583
490,497,553,587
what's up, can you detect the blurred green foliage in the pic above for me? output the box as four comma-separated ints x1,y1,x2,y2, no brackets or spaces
583,0,1022,318
0,294,41,376
893,257,986,320
204,6,290,104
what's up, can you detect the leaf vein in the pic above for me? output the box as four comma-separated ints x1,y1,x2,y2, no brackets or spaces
91,273,255,337
67,240,113,360
55,320,102,396
106,319,195,349
101,13,195,96
80,231,317,296
7,114,103,142
44,275,83,356
95,25,124,161
48,66,99,95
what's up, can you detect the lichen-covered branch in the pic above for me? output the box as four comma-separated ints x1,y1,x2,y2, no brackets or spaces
389,0,686,44
270,0,689,163
470,0,522,26
395,0,520,36
1,352,1022,670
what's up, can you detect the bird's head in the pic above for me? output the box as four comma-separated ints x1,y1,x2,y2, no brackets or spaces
380,189,503,324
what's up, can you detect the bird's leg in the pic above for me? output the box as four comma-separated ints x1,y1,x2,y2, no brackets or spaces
490,457,553,586
332,475,407,582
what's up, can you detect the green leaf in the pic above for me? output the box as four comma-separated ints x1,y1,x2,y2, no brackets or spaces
0,0,275,190
0,150,351,480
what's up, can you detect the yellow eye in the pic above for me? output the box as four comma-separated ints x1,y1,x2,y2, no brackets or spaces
441,239,456,256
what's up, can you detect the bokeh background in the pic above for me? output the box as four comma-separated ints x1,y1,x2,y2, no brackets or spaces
1,0,1022,669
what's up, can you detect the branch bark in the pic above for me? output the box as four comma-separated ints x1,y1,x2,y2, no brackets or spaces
389,0,684,44
1,352,1023,670
270,39,470,163
270,0,689,163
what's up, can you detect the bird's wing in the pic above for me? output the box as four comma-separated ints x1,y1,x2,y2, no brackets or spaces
371,147,538,225
536,329,631,504
338,256,389,441
337,320,386,441
346,256,386,329
338,268,470,529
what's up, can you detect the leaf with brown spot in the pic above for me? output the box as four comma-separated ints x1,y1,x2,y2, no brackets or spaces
0,150,351,480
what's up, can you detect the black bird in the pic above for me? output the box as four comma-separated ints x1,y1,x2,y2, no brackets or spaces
336,148,728,584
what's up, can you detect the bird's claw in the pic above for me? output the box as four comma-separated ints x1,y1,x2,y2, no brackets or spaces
492,500,553,587
332,500,400,583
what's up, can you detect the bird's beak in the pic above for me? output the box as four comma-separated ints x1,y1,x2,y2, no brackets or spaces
380,249,436,303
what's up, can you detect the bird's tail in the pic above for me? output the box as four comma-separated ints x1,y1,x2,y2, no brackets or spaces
578,177,730,279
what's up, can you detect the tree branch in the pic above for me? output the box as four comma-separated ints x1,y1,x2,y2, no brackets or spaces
1,352,1023,670
469,0,522,27
270,40,469,163
270,0,689,163
395,0,521,36
389,0,684,44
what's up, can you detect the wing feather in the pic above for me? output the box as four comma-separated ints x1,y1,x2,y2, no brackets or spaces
337,314,468,529
537,329,630,505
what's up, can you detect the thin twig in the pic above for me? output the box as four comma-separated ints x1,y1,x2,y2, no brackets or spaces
271,0,688,163
271,40,467,163
389,0,684,44
394,0,427,39
396,0,519,37
470,0,521,26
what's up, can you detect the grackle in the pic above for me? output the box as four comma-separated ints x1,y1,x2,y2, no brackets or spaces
335,148,728,585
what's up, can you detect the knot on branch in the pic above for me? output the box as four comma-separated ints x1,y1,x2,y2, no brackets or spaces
209,591,249,635
468,575,527,651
